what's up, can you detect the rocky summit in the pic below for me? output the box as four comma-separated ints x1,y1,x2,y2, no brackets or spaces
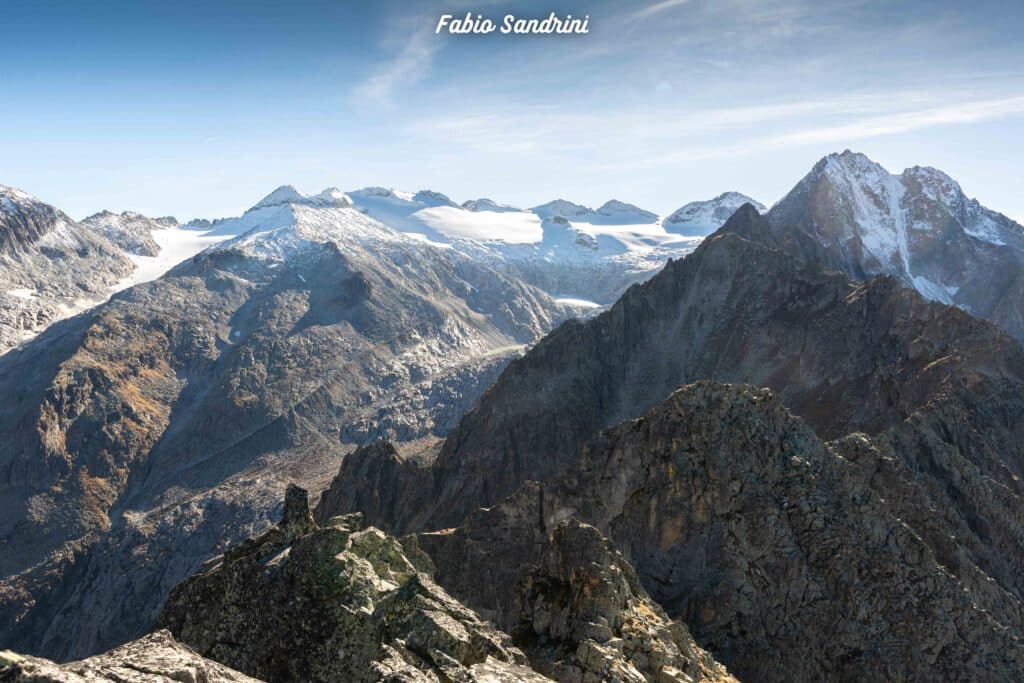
159,484,551,682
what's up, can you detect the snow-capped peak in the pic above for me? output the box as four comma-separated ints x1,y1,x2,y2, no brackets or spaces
251,185,306,211
413,190,456,207
663,192,765,236
531,199,594,219
0,185,52,217
249,186,351,213
596,200,658,222
462,198,520,213
767,149,1024,308
309,187,352,208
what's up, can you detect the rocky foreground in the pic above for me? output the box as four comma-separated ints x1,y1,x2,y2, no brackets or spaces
0,630,257,682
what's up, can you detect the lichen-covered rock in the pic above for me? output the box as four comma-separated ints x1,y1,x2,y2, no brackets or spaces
416,483,736,683
158,485,549,682
0,629,258,681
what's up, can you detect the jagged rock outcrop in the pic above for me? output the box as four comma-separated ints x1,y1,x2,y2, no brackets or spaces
159,485,551,682
80,210,178,257
411,483,736,683
0,630,258,682
0,185,134,352
746,150,1024,341
0,196,569,660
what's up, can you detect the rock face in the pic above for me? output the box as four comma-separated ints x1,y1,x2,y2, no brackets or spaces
0,195,569,660
80,210,179,256
410,483,736,683
326,224,1024,679
327,380,1024,681
159,485,550,682
662,192,765,236
0,630,258,682
754,150,1024,341
549,382,1024,681
0,185,134,352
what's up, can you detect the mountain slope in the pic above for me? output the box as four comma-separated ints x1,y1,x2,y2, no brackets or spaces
326,212,1024,677
0,186,134,353
0,191,569,659
757,150,1024,340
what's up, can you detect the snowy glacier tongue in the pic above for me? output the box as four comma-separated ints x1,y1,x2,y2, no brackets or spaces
113,227,230,291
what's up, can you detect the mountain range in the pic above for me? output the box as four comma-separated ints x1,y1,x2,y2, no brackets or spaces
2,150,1024,682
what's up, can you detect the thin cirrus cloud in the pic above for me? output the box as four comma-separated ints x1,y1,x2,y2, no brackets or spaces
352,26,441,107
406,92,1024,170
626,0,693,23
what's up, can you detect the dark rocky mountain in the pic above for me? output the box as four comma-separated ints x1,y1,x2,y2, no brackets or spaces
0,186,134,352
330,209,1024,535
324,212,1024,680
0,196,570,660
755,150,1024,341
334,383,1024,681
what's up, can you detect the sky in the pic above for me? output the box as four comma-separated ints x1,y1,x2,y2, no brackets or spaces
2,0,1023,223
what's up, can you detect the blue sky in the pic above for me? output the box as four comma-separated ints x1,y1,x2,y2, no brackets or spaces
2,0,1023,222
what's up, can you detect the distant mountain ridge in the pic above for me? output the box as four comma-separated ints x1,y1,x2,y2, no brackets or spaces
0,185,134,353
81,210,180,256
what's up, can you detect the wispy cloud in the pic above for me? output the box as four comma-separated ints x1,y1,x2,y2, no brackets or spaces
352,23,441,108
406,91,1024,170
627,0,692,23
769,96,1024,146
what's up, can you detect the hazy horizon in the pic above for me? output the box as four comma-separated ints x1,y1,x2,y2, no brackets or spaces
2,0,1023,223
